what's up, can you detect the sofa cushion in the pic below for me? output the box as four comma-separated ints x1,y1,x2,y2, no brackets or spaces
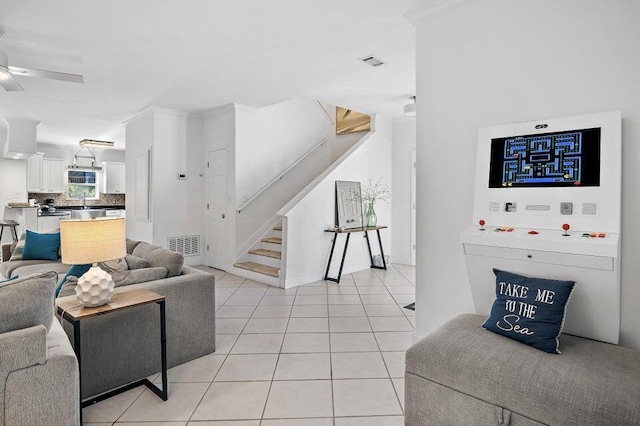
0,271,57,333
57,276,77,298
0,259,60,279
126,238,141,254
99,258,128,273
483,268,575,354
112,267,169,287
10,262,70,279
22,230,61,261
132,242,184,277
406,314,640,426
125,254,150,270
55,264,92,297
9,233,26,261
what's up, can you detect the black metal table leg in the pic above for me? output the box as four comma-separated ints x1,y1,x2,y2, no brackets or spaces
324,231,339,281
364,231,374,267
74,321,82,425
159,300,168,400
325,232,350,283
376,229,387,270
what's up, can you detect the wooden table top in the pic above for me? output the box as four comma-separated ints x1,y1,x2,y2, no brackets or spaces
56,288,165,321
325,226,388,234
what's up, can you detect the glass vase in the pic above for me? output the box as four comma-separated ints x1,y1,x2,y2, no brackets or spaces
364,201,377,228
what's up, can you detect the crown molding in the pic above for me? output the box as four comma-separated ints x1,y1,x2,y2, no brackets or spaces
405,0,482,26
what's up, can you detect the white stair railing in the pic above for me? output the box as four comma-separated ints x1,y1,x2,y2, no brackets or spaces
237,136,329,212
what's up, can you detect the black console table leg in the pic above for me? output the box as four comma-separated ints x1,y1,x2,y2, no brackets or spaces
376,229,387,270
324,232,339,281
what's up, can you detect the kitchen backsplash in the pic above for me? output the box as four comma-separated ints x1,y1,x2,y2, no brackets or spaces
29,193,125,207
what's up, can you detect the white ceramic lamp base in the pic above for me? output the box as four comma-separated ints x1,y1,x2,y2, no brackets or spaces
75,264,115,307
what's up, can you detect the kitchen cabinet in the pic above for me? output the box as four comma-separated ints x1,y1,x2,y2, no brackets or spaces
26,154,43,192
102,162,125,194
27,155,66,193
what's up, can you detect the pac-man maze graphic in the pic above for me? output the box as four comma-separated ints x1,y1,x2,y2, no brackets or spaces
502,132,582,186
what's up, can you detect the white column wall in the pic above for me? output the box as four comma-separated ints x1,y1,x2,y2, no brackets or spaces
392,118,416,265
411,0,640,348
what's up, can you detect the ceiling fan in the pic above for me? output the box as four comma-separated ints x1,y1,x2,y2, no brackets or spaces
0,31,84,91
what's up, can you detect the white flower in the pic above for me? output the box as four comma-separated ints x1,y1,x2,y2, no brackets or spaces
361,177,390,204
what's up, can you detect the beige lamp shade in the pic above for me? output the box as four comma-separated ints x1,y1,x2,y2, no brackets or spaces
60,217,126,265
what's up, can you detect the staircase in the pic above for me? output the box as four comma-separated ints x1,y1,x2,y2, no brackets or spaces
234,224,283,285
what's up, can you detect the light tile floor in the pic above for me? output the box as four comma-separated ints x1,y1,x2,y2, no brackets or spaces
83,264,415,425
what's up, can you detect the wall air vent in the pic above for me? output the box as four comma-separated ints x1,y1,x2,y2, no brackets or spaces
360,55,384,67
168,235,200,257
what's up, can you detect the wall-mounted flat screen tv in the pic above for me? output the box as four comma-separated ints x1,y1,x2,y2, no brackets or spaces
489,127,601,188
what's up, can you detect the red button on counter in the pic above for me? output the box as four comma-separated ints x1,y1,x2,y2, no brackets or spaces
528,230,539,235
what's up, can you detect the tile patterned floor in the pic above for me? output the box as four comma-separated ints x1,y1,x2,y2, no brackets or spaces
83,264,416,425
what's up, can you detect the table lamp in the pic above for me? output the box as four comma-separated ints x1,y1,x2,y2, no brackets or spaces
60,217,126,307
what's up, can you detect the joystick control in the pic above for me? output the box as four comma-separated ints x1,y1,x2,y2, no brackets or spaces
479,219,486,231
562,223,570,237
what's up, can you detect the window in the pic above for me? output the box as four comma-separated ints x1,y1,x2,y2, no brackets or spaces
67,169,99,200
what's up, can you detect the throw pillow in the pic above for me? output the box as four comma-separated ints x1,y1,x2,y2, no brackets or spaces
9,232,26,261
0,271,57,333
57,276,78,298
482,269,576,354
132,242,184,277
99,258,128,273
55,264,92,297
22,230,61,261
125,254,150,270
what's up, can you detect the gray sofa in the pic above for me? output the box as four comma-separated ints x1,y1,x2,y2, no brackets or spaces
1,238,216,400
0,272,79,426
405,314,640,426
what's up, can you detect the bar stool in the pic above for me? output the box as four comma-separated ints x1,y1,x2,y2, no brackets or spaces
0,220,19,243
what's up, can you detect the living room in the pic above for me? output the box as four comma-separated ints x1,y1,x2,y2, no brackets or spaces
1,1,640,425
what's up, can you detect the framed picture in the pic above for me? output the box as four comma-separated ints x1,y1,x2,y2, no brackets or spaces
335,181,363,229
336,107,371,135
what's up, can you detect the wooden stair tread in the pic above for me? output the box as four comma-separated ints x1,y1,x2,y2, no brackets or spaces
234,262,279,277
249,249,282,259
261,237,282,244
273,226,282,231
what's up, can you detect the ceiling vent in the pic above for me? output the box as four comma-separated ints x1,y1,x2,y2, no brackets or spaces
360,56,384,67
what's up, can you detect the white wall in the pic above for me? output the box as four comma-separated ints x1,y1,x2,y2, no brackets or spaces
235,98,332,205
124,110,154,244
411,0,640,349
0,157,27,244
392,117,416,265
124,108,206,265
281,114,393,287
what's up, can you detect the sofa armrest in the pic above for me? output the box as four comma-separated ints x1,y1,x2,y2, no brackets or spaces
0,325,47,424
1,243,13,263
0,325,47,375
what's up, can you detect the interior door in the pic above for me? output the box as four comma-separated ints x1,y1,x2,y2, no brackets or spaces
207,149,228,269
411,149,416,266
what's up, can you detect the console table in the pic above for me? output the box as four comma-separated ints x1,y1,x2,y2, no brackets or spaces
324,226,388,283
56,288,167,423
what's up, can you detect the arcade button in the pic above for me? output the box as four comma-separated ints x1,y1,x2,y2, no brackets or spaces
598,233,606,238
528,230,539,235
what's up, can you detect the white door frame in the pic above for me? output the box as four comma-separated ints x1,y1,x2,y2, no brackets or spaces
411,149,416,266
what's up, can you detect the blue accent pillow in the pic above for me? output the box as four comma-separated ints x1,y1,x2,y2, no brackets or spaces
21,230,61,261
55,264,92,297
482,269,576,354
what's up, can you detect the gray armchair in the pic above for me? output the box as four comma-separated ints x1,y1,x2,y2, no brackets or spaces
0,271,79,426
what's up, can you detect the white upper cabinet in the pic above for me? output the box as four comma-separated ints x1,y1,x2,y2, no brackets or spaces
102,162,125,194
27,155,66,193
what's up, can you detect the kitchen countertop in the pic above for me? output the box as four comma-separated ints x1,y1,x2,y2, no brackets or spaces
47,205,126,210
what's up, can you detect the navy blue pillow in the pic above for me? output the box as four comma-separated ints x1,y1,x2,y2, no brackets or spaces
21,230,61,261
55,264,92,297
482,269,575,354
